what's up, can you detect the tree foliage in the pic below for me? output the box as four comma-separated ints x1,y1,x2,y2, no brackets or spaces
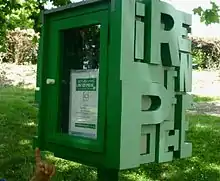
0,0,18,50
0,0,40,51
0,0,77,51
193,1,220,25
0,0,219,52
52,0,71,6
0,0,71,32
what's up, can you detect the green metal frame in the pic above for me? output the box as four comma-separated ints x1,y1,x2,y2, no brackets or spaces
48,10,109,152
35,0,123,169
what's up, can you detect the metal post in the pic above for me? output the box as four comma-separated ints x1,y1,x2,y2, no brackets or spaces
97,168,119,181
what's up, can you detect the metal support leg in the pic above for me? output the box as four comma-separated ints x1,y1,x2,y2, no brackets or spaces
97,168,119,181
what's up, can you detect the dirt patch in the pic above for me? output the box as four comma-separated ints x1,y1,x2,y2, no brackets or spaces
0,63,36,89
192,70,220,97
190,70,220,116
189,101,220,117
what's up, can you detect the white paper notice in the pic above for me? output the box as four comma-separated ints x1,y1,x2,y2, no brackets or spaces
69,69,99,139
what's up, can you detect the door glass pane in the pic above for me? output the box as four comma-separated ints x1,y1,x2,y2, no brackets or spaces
59,24,101,140
64,24,100,70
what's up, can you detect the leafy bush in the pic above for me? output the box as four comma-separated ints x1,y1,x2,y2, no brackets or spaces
3,28,39,64
191,37,220,69
0,52,6,63
1,28,219,68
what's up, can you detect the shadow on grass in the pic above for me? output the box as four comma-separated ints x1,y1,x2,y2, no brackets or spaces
0,87,99,181
0,70,13,88
0,87,37,180
1,87,220,181
122,114,220,181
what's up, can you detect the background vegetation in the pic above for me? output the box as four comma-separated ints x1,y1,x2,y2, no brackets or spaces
0,1,220,180
1,87,220,180
192,37,220,69
0,0,219,68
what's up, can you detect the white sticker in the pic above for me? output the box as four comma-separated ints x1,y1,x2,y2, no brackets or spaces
69,69,99,139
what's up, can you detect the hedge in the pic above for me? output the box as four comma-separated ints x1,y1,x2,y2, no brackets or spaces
0,28,219,69
191,36,220,69
1,28,39,65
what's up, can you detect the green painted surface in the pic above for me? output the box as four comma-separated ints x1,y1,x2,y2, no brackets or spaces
76,78,97,91
136,2,145,17
35,0,192,174
118,0,192,169
135,21,145,60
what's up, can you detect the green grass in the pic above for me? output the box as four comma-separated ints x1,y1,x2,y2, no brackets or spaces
1,87,220,180
192,94,220,103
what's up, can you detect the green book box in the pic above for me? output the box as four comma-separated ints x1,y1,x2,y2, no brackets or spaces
34,0,192,176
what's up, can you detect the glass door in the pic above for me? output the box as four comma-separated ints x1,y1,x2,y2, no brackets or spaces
45,10,109,153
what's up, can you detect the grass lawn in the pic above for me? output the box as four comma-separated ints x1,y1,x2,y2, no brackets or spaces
1,87,220,181
192,95,220,103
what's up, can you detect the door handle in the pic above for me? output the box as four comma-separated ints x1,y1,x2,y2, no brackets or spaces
46,78,56,85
